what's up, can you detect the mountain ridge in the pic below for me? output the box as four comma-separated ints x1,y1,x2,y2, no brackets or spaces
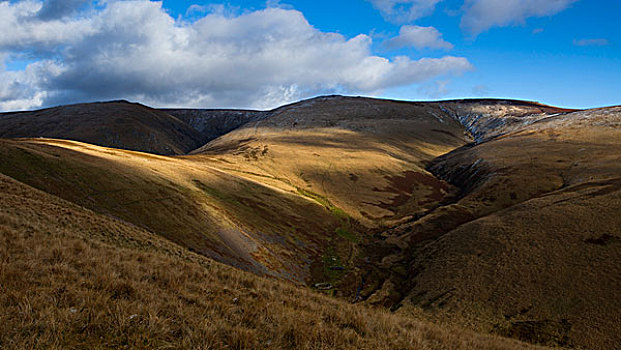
1,95,619,349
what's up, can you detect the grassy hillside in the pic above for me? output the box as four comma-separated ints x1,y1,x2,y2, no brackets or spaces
0,138,342,282
0,174,549,350
193,96,472,227
1,96,619,349
368,106,621,349
0,101,204,155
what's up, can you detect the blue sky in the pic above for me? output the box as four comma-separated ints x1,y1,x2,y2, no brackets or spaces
0,0,618,111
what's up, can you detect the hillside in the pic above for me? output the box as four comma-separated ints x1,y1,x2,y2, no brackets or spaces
1,96,619,349
364,106,621,349
0,101,204,155
0,173,549,350
193,96,472,227
163,109,269,143
0,138,341,281
192,96,574,228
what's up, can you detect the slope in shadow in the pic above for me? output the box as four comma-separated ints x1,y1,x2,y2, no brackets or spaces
0,101,204,155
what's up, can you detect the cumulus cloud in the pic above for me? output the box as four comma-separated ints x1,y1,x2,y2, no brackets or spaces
367,0,442,23
461,0,578,36
387,25,453,50
0,0,472,111
37,0,89,20
573,38,609,46
0,1,93,51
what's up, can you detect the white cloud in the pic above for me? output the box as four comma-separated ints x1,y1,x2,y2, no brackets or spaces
367,0,442,23
387,25,453,50
0,0,473,111
461,0,578,36
0,1,94,50
0,60,60,111
573,38,609,47
265,0,294,10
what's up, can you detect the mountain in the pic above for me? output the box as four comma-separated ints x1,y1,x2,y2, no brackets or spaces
0,101,272,156
1,95,619,349
0,137,341,281
163,108,270,143
0,101,204,155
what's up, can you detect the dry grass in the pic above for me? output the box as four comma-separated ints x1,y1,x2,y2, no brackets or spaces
0,174,547,350
373,107,621,349
192,96,470,227
1,97,618,349
0,137,342,282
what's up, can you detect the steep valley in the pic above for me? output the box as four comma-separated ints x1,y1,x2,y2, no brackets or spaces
1,96,619,349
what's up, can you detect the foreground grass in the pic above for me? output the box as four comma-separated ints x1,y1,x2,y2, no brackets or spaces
0,174,545,350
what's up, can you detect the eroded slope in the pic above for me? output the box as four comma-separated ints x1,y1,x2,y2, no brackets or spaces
163,108,269,143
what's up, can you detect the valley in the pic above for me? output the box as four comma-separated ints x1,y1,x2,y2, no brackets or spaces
1,96,619,349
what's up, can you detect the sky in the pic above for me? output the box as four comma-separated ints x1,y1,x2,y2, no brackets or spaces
0,0,619,111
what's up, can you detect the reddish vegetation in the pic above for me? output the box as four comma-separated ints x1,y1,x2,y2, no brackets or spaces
373,171,453,210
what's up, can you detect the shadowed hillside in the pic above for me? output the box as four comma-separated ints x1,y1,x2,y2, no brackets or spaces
0,101,204,155
363,106,621,349
163,109,270,143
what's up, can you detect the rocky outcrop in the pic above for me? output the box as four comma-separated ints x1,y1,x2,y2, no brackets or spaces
437,99,576,142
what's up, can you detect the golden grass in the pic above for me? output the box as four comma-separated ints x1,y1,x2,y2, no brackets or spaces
193,100,470,227
0,137,342,282
373,107,621,349
0,174,548,350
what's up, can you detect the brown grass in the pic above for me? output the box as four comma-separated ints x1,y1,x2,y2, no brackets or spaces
371,107,621,349
0,174,548,350
0,137,342,282
1,97,618,349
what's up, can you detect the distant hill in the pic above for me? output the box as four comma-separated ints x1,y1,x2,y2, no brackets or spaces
0,101,204,155
162,108,269,143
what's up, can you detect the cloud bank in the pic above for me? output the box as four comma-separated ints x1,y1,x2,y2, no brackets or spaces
0,0,472,111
